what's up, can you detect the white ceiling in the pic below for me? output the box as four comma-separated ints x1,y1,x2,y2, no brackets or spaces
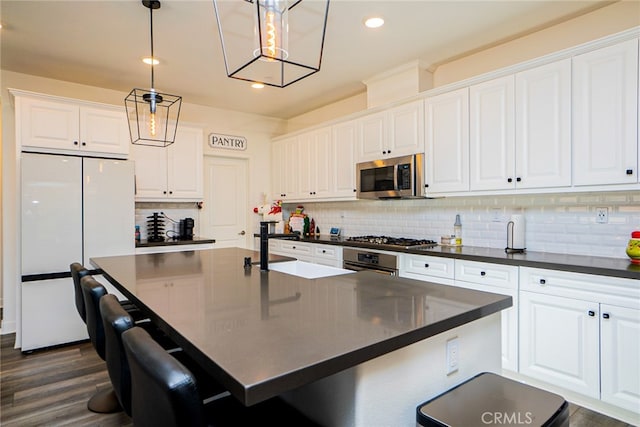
1,0,613,119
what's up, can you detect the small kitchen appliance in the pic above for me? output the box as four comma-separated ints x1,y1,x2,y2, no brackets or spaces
147,213,165,242
179,217,195,240
505,214,526,253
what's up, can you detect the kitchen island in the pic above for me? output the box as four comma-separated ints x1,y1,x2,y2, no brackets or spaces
91,247,511,426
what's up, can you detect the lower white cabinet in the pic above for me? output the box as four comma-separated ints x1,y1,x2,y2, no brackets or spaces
519,267,640,412
399,253,455,285
454,260,519,372
269,240,342,267
135,243,215,254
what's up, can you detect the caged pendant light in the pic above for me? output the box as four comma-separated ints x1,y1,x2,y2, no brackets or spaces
125,0,182,147
213,0,330,88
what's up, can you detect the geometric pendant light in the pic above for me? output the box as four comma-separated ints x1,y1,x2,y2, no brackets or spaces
213,0,330,88
125,0,182,147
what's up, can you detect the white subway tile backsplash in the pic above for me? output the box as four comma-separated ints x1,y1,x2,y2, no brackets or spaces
292,191,640,259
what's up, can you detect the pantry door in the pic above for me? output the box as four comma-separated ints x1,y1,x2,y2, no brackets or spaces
202,156,249,248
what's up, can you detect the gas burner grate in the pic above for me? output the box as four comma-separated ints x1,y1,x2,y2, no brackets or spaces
346,235,437,248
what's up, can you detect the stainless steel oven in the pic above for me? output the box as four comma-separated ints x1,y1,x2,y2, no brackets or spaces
343,248,398,276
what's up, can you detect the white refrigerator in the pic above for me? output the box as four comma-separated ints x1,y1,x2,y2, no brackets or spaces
20,153,134,351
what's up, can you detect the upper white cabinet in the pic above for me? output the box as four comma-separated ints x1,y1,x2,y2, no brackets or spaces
356,100,424,162
15,92,130,157
572,39,639,186
298,128,333,199
331,120,358,199
469,75,515,191
271,136,299,201
515,59,572,189
132,125,203,201
469,60,572,191
271,121,357,203
424,87,470,193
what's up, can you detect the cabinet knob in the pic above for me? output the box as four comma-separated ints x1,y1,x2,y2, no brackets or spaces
480,271,486,276
507,178,513,183
602,313,610,319
81,142,86,146
588,310,595,317
163,191,167,194
425,184,429,188
382,151,387,155
539,278,546,285
292,246,296,249
353,189,357,192
626,169,633,175
73,141,79,145
388,150,391,154
516,177,521,182
322,250,326,253
169,191,173,195
424,263,429,268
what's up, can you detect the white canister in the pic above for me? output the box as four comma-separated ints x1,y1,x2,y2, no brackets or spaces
506,214,526,251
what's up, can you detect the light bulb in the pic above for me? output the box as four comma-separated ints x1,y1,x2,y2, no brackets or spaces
149,111,157,137
255,0,288,61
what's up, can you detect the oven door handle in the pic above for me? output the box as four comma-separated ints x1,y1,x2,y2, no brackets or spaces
343,262,397,276
393,163,400,192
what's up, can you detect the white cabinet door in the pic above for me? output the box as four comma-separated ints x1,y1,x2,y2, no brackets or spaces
167,126,203,199
133,142,169,198
388,100,424,156
18,94,129,157
357,111,387,161
399,253,455,285
424,87,469,193
470,75,515,191
332,120,357,199
573,39,639,186
314,128,333,199
133,125,203,201
298,128,332,200
19,96,80,151
520,291,600,398
515,59,571,189
271,136,299,201
80,106,130,156
600,304,640,413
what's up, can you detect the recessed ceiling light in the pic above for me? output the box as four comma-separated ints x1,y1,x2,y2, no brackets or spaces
142,56,159,65
364,17,384,29
251,82,265,89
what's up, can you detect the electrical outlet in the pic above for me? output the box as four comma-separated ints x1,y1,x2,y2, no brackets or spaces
596,207,609,224
491,208,502,222
446,337,459,375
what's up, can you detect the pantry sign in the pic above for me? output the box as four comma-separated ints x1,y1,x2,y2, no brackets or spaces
208,133,247,151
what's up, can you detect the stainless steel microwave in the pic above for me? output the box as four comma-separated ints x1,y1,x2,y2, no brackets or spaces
356,153,425,199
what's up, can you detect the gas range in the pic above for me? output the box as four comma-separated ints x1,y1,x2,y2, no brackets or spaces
345,235,438,250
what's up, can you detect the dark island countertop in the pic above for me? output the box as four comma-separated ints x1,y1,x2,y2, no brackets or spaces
91,247,511,406
289,235,640,280
135,236,216,248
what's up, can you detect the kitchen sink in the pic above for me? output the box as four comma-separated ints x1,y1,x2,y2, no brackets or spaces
268,261,355,279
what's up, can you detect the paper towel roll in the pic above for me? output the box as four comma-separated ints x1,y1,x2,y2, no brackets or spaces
507,214,526,250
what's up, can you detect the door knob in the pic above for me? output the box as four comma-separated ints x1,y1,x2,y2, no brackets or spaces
238,230,246,235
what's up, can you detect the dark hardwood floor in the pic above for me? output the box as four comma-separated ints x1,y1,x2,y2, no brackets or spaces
0,333,635,426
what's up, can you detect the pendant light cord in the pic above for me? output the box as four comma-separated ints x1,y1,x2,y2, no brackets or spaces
149,4,155,91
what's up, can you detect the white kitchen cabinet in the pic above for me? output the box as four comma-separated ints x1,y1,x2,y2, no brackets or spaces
271,136,299,201
135,242,215,254
515,58,572,189
133,125,204,201
298,128,332,200
357,100,424,162
573,39,639,186
469,60,571,192
269,240,342,267
520,290,600,398
331,120,358,199
519,267,640,410
399,253,455,285
424,87,470,194
15,92,129,157
454,260,519,372
600,304,640,413
469,75,515,191
312,244,343,268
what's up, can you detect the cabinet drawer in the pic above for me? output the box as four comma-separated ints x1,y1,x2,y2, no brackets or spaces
520,267,640,309
455,260,518,290
314,245,341,261
401,254,455,280
280,241,312,255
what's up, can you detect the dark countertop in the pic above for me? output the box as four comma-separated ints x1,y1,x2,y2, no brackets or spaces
90,247,511,406
135,236,216,248
290,235,640,280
